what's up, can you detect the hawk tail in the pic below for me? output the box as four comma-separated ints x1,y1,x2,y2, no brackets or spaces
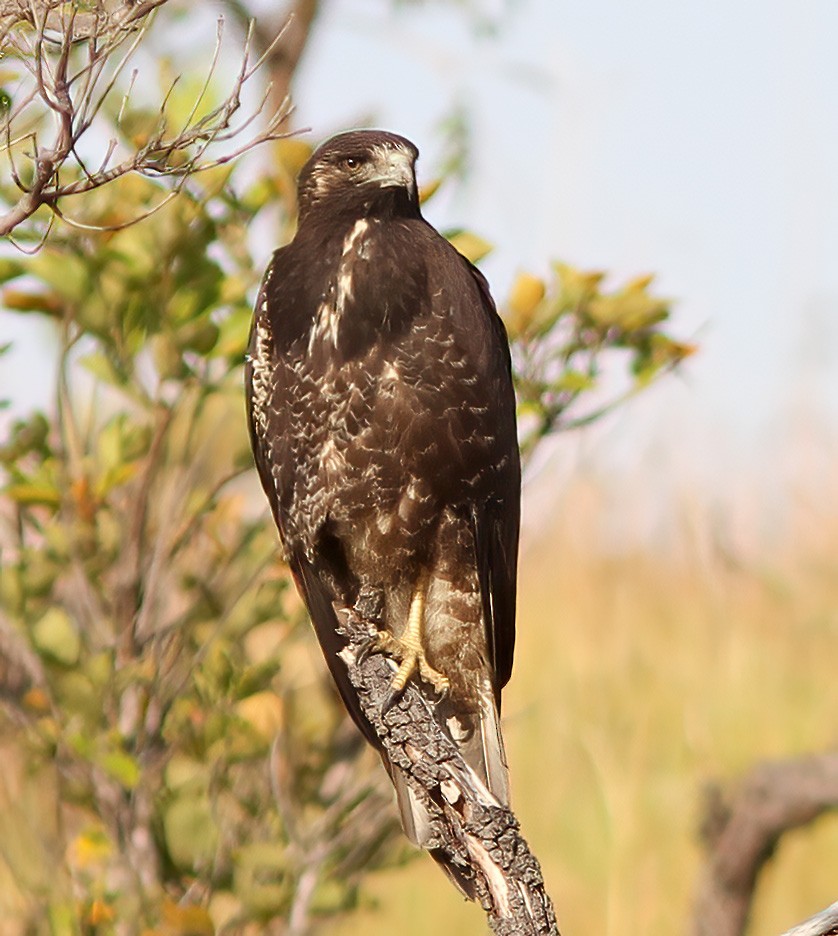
391,686,510,839
389,688,510,899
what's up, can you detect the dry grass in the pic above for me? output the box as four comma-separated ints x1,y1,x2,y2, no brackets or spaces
337,469,838,936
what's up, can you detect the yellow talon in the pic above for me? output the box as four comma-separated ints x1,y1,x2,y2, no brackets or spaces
373,571,450,696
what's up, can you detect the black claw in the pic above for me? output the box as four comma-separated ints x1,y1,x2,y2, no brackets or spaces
430,682,450,704
382,684,405,715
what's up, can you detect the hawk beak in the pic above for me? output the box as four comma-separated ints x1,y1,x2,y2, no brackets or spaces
371,150,416,195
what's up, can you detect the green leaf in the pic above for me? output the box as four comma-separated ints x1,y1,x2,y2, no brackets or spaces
234,842,292,916
54,671,100,723
79,352,126,389
29,249,90,305
47,902,78,936
0,257,24,284
212,307,251,360
0,567,23,613
177,319,220,354
151,333,186,380
239,177,278,213
165,755,211,794
163,794,219,871
22,554,58,596
555,370,596,393
6,481,61,507
31,608,81,666
0,411,50,463
98,750,141,790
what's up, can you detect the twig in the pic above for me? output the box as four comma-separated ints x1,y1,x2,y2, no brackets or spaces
224,0,321,114
0,3,294,239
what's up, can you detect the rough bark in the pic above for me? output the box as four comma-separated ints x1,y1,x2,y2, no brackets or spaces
781,901,838,936
336,605,560,935
692,752,838,936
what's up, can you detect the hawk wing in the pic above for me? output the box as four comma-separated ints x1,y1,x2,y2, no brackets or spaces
245,268,383,752
466,262,519,703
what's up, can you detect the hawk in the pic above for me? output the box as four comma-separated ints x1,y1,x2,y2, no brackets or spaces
246,129,521,851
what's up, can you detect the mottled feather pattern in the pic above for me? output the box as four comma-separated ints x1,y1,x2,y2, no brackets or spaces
246,130,520,831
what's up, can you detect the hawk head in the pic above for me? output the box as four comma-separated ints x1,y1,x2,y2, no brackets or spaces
297,129,420,222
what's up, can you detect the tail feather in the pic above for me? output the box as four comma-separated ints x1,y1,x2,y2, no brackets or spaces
289,548,511,884
445,686,509,806
478,687,510,804
391,763,432,845
392,684,509,848
389,686,509,901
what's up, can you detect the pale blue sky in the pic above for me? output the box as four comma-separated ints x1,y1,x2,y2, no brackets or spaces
3,0,837,523
291,0,838,504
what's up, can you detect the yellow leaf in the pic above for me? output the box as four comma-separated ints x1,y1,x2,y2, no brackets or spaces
506,272,546,335
208,891,242,931
86,899,115,926
22,688,50,713
670,339,698,360
509,272,545,317
447,230,493,264
235,691,284,742
554,261,605,292
419,177,442,203
161,899,215,936
69,829,112,869
624,272,655,291
275,138,312,177
1,288,62,315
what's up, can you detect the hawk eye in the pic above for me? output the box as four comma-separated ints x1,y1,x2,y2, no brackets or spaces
342,155,362,169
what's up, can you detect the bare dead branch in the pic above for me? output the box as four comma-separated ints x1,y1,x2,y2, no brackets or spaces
692,752,838,936
782,901,838,936
223,0,321,115
0,2,293,240
336,605,561,935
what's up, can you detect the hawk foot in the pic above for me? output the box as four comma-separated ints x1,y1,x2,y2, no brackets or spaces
362,630,450,702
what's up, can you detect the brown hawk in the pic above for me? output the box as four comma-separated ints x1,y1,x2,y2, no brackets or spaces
246,129,520,852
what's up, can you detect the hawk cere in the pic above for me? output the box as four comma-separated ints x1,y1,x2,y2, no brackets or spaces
246,129,521,855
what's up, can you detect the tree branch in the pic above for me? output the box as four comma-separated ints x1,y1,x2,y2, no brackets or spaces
336,605,560,935
0,1,293,239
782,901,838,936
223,0,322,115
692,752,838,936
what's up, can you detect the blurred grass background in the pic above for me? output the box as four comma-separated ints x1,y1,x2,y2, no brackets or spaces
1,454,835,935
333,465,838,936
